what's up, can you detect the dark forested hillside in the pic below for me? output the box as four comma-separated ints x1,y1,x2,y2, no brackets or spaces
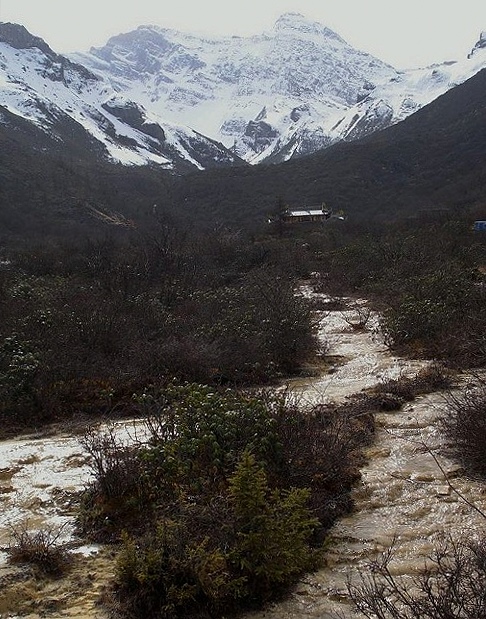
1,68,486,241
168,67,486,228
0,108,178,241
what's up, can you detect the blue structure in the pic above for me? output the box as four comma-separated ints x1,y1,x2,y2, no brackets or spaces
473,221,486,231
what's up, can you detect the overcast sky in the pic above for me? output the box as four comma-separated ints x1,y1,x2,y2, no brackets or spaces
1,0,485,69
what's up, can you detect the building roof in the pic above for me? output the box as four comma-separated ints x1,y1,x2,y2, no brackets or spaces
287,209,326,217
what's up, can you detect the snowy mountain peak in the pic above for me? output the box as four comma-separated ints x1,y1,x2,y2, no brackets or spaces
0,23,243,171
2,18,486,170
71,14,397,164
272,12,344,42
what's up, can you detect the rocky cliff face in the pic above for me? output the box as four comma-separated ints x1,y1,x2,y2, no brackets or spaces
469,31,486,57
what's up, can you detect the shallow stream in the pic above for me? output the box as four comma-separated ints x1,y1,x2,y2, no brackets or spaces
0,292,485,618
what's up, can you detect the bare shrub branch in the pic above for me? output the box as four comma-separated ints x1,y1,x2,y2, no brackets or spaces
348,535,486,619
8,523,72,575
441,374,486,480
340,302,373,331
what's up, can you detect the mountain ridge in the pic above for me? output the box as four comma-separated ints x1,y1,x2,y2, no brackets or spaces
0,22,245,172
1,15,486,169
71,13,396,163
163,66,486,227
1,65,486,239
1,15,486,240
70,13,486,164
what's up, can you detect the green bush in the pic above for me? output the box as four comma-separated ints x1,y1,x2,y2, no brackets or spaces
114,452,318,618
0,333,41,424
135,383,285,492
115,523,243,619
78,384,371,618
228,451,319,599
379,269,478,359
381,296,452,347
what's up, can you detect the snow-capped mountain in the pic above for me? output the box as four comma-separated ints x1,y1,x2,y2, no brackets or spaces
71,13,397,164
70,13,486,165
331,32,486,144
1,15,486,170
0,22,244,171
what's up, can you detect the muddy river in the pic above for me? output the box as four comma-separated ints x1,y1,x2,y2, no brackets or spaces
0,293,485,618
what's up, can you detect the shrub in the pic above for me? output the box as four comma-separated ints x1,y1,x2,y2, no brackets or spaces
441,376,486,479
115,523,242,619
8,525,72,576
272,400,373,531
0,230,321,434
78,426,151,538
371,364,453,403
227,451,319,600
113,452,319,618
381,297,451,347
379,268,481,362
136,383,285,491
0,333,43,429
78,385,287,540
175,269,318,384
79,383,371,618
0,333,40,399
310,218,486,368
340,302,373,331
348,535,486,619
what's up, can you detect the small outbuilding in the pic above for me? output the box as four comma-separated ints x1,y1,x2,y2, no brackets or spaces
281,203,333,224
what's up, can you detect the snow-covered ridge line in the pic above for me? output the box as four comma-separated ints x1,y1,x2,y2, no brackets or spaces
0,22,243,171
70,12,486,164
1,14,486,168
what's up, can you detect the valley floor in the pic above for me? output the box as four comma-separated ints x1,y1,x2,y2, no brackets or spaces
0,294,484,619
